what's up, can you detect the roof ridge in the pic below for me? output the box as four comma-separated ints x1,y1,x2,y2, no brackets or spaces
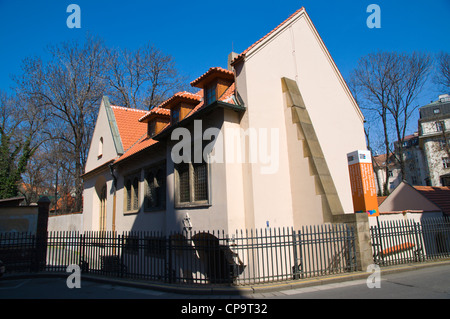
111,105,148,113
231,7,305,64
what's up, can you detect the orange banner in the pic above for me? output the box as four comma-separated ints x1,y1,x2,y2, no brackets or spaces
347,151,379,217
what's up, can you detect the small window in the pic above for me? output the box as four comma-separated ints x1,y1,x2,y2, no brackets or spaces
205,83,217,105
98,137,103,158
172,106,180,125
144,163,166,211
124,173,140,213
443,157,450,169
193,162,208,201
175,160,209,207
436,121,444,132
439,139,447,150
148,121,156,138
177,162,190,203
132,177,139,209
433,108,440,114
126,179,132,211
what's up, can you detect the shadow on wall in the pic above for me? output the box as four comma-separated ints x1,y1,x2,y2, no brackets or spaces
419,215,450,258
91,160,246,285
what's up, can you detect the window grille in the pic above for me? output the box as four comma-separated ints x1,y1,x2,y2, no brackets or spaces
126,179,132,211
177,163,190,203
145,165,166,211
132,177,139,210
194,162,207,201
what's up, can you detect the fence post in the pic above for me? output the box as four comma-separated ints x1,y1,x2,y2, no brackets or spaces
333,213,373,272
34,196,51,272
167,234,173,283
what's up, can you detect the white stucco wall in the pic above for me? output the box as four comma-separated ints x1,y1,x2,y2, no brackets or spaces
234,10,366,228
48,213,83,232
368,212,444,228
85,100,119,174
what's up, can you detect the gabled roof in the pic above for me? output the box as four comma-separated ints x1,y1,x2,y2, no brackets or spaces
378,181,449,216
413,186,450,216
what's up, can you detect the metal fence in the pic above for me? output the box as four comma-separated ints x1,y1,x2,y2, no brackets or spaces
0,224,357,285
370,217,450,266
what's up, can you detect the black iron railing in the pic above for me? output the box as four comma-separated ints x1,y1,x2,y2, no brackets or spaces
370,217,450,266
0,225,357,285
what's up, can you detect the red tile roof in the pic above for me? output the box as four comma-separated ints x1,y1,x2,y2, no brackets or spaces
111,105,148,152
413,186,450,216
190,67,234,88
158,91,202,109
138,107,171,123
113,134,160,164
231,7,305,65
108,68,238,165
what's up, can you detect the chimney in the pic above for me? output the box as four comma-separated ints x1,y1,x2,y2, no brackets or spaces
228,52,238,71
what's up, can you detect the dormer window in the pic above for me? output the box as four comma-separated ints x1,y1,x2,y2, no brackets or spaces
138,107,171,138
156,92,200,125
148,121,156,138
190,67,234,106
172,106,180,125
205,83,217,105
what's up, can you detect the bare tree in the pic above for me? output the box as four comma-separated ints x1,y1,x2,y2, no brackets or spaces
12,35,190,212
348,52,397,195
105,43,190,110
435,52,450,91
387,52,432,180
348,51,431,193
14,35,108,212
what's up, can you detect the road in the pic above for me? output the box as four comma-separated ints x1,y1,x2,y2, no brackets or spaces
271,264,450,299
1,264,449,300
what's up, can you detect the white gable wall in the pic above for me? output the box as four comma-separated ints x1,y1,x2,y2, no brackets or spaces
235,11,366,228
85,100,121,174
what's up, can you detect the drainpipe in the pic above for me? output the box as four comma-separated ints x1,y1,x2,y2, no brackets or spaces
109,163,117,233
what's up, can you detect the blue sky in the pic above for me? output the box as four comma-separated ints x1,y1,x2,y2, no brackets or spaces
0,0,449,104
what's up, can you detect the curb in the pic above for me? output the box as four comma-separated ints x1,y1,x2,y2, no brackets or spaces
3,259,450,296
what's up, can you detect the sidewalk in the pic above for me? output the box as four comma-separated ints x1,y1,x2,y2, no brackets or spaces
3,259,450,296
